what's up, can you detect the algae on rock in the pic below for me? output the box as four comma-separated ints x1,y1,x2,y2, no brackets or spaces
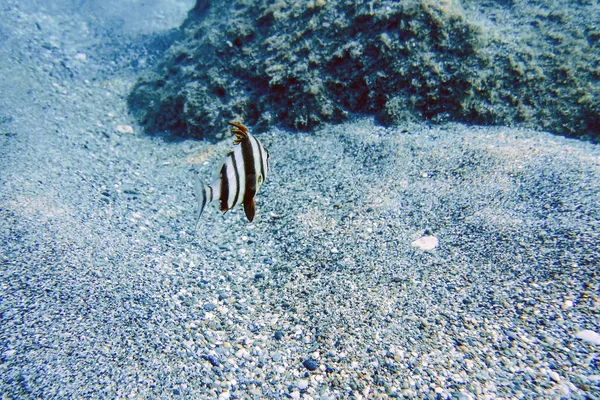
128,0,599,141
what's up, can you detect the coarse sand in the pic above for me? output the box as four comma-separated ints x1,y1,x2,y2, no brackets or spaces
1,0,599,398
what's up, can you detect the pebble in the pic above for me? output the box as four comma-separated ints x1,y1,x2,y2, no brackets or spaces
235,348,249,359
202,354,220,367
218,391,230,399
303,359,319,371
298,379,309,390
574,329,600,345
274,331,284,340
410,235,439,251
588,375,600,383
203,303,217,312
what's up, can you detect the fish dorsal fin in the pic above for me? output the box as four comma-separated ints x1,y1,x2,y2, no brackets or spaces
229,121,249,145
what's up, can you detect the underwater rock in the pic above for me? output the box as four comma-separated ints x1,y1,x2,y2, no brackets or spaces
128,0,599,141
575,329,600,345
302,358,319,371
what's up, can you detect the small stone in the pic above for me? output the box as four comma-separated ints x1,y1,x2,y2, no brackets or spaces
218,390,230,399
202,354,220,367
575,330,600,345
549,371,561,382
233,349,243,359
303,359,319,371
274,331,284,340
298,379,309,390
411,235,439,251
203,303,217,312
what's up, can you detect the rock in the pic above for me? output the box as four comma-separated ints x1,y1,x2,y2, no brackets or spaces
202,354,220,367
303,359,319,371
297,379,309,390
128,0,600,141
4,349,16,358
457,392,474,400
575,330,600,345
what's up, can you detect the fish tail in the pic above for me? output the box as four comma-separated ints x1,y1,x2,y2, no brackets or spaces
194,174,212,231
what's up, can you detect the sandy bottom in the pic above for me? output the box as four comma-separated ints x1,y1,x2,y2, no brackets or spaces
1,0,599,398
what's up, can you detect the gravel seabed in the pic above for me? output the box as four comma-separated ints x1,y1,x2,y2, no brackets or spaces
1,0,599,399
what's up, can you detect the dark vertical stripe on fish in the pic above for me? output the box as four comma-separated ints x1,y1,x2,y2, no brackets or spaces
241,137,256,201
220,163,229,212
253,136,266,181
231,152,241,208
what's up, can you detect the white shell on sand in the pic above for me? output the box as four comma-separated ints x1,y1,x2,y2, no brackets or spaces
411,235,439,251
116,125,134,134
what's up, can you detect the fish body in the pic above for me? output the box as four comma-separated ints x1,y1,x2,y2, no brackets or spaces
195,122,269,227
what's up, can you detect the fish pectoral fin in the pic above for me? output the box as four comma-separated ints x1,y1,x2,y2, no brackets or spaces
244,197,256,222
194,174,209,231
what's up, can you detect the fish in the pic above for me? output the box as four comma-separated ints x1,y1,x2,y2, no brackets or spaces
194,122,269,228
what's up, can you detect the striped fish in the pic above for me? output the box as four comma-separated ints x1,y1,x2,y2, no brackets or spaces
194,122,269,228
